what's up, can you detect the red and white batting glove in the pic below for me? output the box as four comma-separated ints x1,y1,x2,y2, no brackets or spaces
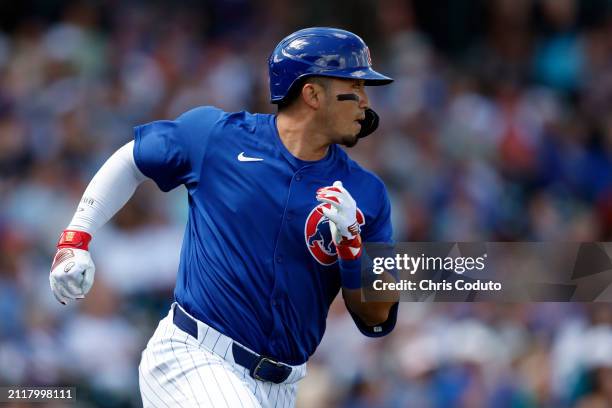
49,230,95,305
316,181,362,260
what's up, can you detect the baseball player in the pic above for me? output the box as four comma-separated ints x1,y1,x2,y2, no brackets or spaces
49,27,398,407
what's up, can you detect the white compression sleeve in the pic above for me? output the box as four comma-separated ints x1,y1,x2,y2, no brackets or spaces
67,141,148,234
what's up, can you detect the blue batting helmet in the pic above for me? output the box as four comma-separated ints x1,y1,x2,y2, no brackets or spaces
268,27,393,104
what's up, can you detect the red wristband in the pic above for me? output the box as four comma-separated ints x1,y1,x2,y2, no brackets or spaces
57,230,92,251
336,235,362,260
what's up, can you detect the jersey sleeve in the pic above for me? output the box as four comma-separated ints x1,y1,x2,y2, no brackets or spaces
348,302,399,337
362,181,393,244
133,106,224,192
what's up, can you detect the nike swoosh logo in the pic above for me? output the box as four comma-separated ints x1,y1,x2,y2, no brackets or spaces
237,152,264,162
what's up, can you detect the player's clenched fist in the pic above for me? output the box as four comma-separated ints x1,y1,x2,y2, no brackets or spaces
316,181,362,260
49,230,95,305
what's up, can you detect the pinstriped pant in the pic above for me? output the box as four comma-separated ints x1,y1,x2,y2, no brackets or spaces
139,306,304,407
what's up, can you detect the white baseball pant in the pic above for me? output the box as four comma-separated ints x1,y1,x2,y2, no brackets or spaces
139,303,307,407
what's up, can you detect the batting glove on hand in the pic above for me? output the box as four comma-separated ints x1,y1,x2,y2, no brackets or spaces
49,230,95,305
316,181,362,260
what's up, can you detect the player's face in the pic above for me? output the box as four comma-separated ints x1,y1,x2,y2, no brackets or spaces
321,79,369,147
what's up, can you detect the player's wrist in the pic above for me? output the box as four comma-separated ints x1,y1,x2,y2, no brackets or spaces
335,234,362,260
56,230,92,251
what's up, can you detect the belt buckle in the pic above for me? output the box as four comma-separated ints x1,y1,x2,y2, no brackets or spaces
253,357,285,382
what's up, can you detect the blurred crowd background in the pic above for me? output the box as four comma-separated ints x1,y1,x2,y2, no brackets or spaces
1,0,612,406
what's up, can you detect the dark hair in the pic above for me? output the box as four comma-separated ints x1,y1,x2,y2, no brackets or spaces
277,76,330,111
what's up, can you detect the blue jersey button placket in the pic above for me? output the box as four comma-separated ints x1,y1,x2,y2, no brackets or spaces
266,169,309,357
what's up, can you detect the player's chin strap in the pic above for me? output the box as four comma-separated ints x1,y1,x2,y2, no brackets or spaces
336,94,380,139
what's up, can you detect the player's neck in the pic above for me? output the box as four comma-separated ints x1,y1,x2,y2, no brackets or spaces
276,112,330,161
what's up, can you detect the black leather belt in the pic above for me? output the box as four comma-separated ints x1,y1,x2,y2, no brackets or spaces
173,305,292,384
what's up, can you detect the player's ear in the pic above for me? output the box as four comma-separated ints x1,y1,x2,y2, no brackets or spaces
301,81,325,110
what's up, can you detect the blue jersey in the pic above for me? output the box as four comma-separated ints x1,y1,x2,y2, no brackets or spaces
133,106,397,365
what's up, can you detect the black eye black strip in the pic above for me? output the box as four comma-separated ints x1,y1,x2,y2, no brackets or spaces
336,93,360,102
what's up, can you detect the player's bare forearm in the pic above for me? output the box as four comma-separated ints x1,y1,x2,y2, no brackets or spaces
342,270,399,325
342,269,399,325
342,288,396,325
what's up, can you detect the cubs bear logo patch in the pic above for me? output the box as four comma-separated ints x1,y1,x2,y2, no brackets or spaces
304,203,365,265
